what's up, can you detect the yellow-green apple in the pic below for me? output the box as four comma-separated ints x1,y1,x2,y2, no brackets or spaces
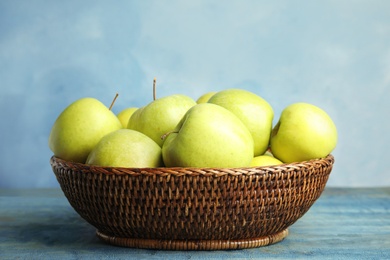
48,97,122,163
162,103,254,168
270,102,337,163
208,89,274,156
127,94,196,147
117,107,138,128
86,129,163,167
196,91,217,103
251,155,283,167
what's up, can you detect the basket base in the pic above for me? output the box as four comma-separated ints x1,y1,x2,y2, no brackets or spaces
96,229,288,250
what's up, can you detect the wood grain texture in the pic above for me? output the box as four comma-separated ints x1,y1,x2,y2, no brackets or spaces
0,188,389,259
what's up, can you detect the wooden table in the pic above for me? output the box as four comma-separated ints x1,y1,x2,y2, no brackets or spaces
1,188,389,259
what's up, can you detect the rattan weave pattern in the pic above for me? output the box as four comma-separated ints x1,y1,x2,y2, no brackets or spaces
51,154,334,249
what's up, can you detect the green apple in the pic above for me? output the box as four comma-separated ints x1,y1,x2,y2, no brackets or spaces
251,155,283,167
270,102,338,163
86,129,163,167
48,97,122,163
117,107,138,128
196,91,217,103
162,103,254,168
127,94,196,147
208,88,274,157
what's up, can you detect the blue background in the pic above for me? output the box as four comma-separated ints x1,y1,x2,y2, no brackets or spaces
1,0,389,188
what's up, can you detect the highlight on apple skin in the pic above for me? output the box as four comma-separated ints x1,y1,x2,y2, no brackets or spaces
117,107,138,128
161,103,254,168
196,91,217,103
48,97,122,163
270,102,338,163
86,129,163,168
127,94,196,147
48,87,338,168
251,154,283,167
208,88,274,157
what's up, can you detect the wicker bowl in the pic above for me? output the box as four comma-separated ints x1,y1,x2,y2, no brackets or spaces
51,154,334,250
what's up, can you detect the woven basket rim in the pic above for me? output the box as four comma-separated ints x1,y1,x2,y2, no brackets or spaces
51,154,334,248
50,154,334,177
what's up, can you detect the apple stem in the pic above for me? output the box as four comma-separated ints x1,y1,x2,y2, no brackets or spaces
161,130,178,141
109,93,119,111
153,77,157,101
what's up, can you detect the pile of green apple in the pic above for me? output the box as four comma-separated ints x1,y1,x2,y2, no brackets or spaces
48,88,337,168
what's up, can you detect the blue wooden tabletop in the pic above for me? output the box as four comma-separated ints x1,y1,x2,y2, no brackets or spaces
1,187,389,259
